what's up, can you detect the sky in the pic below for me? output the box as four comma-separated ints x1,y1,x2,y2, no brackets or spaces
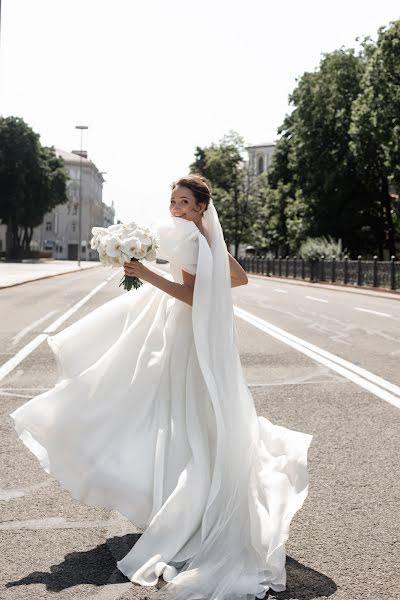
1,0,399,225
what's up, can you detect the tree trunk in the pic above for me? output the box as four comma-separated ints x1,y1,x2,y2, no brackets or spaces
6,215,23,261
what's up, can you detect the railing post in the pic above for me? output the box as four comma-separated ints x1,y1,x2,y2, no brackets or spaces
301,258,305,279
331,255,336,283
373,255,378,288
344,255,348,284
357,255,362,286
278,256,282,277
391,255,396,290
321,255,325,282
285,255,289,277
310,259,315,282
266,257,270,276
293,255,297,279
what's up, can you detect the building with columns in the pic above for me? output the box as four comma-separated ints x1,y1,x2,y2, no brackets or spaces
31,149,115,260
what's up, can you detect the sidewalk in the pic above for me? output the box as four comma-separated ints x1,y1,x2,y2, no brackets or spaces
249,272,400,301
0,260,102,289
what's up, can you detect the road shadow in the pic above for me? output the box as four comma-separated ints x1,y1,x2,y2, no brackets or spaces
5,533,141,592
5,534,336,599
266,556,337,599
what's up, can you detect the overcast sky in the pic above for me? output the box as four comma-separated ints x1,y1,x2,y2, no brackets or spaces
1,0,399,225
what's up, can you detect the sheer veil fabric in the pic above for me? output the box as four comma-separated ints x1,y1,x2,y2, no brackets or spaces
10,198,313,600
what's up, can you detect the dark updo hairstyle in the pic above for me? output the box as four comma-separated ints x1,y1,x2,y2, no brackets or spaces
171,174,212,215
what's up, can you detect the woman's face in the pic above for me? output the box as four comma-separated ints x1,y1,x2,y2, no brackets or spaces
169,185,205,224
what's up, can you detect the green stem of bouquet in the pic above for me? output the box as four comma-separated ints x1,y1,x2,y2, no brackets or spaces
119,257,144,291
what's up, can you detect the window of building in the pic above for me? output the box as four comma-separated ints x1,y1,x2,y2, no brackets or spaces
46,222,52,231
72,223,77,232
257,156,264,175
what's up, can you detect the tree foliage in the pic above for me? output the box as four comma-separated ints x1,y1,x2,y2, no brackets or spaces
349,21,400,257
254,23,400,259
189,131,257,257
0,116,68,259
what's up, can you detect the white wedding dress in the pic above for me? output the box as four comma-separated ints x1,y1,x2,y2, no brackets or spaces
10,200,313,600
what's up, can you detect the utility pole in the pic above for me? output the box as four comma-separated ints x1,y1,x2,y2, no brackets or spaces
75,125,88,267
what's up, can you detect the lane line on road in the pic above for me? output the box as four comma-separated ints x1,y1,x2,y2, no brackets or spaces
0,270,120,384
234,305,400,410
0,516,126,530
0,391,36,398
12,310,58,346
354,307,392,318
273,288,288,293
305,295,329,303
248,380,338,387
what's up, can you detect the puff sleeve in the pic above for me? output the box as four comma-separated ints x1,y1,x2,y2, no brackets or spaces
155,217,199,275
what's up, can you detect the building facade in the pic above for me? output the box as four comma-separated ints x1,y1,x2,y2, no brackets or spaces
244,142,276,182
228,142,276,257
31,149,115,260
0,148,115,259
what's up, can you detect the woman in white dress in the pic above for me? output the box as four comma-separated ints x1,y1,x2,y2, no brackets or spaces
10,174,313,600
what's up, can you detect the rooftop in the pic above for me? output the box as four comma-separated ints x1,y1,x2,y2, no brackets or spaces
245,142,276,149
56,148,91,164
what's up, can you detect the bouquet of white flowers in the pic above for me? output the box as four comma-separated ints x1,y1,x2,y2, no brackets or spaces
90,222,160,291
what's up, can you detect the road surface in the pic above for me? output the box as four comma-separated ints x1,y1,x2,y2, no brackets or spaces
1,266,399,600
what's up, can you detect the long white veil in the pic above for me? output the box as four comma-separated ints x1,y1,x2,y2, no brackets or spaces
152,198,312,599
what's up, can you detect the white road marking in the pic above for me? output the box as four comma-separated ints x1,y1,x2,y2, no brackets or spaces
273,288,288,293
0,517,125,530
0,387,49,391
0,270,120,384
248,380,337,387
354,307,392,318
0,481,51,501
12,310,58,346
0,391,35,398
305,295,329,303
234,305,400,410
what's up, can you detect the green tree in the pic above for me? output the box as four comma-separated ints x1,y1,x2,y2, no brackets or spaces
261,46,390,258
288,48,376,255
190,131,256,257
0,116,68,259
349,22,400,258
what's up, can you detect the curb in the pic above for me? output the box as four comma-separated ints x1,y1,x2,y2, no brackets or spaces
0,263,103,290
248,273,400,301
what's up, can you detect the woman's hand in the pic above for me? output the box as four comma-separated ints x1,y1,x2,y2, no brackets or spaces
123,260,151,281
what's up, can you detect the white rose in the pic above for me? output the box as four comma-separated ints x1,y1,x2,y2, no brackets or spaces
146,248,157,261
120,236,141,259
105,235,123,257
92,226,108,237
132,245,147,259
90,235,99,250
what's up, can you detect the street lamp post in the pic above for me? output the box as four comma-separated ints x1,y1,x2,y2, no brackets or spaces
75,125,88,267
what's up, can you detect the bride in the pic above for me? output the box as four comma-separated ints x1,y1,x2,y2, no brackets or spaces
10,174,313,599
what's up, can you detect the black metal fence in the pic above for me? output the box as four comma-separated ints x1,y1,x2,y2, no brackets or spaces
237,255,400,291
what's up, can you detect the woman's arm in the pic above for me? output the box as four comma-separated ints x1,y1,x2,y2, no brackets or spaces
123,261,194,306
228,253,248,287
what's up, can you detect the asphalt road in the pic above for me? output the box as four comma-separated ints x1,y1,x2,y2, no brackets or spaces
1,266,399,600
